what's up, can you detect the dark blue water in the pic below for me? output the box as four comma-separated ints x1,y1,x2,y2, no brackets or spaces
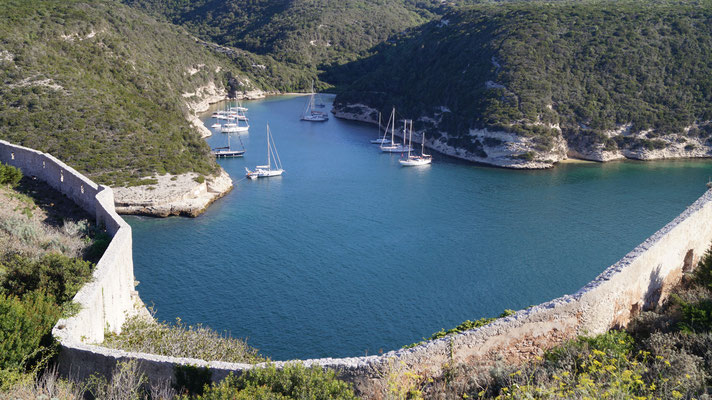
127,95,712,361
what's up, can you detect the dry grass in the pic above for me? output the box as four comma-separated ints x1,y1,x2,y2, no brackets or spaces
2,362,177,400
103,315,268,364
0,185,90,261
0,367,83,400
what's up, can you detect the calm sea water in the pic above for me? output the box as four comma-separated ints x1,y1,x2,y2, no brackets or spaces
126,95,712,361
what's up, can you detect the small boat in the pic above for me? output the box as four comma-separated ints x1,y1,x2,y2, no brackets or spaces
211,123,221,129
221,123,249,133
380,108,412,153
301,81,328,122
211,134,245,158
370,112,391,144
399,121,432,166
245,124,284,179
211,112,219,118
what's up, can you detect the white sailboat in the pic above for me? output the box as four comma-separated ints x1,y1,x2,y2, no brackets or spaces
245,124,284,179
380,108,412,153
370,112,391,144
221,101,249,133
399,121,432,166
301,81,328,122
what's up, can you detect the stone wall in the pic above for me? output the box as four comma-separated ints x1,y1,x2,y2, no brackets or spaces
0,140,138,378
2,139,712,398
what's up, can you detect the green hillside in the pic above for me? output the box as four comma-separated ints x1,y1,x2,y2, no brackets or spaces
334,1,712,158
0,0,265,186
123,0,452,87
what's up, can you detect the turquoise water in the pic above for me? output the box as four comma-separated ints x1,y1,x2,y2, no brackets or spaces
127,95,712,361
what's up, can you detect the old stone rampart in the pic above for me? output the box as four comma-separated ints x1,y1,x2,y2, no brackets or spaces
2,139,712,397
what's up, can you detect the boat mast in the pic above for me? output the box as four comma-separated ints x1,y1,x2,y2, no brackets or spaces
403,120,407,147
267,125,271,169
390,107,395,145
407,121,412,158
377,112,381,140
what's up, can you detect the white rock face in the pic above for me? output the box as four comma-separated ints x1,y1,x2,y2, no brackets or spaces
0,50,13,62
332,103,379,124
571,124,711,162
113,168,233,217
334,103,567,169
8,77,64,92
335,101,712,168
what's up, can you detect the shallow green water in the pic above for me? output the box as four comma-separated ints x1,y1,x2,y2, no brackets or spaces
126,95,712,360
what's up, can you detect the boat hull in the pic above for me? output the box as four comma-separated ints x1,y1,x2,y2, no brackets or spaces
399,156,432,166
212,150,245,158
381,145,412,153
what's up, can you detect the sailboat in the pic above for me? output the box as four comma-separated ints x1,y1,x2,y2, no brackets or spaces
380,108,412,153
399,121,432,166
221,101,249,133
211,134,246,158
370,112,391,144
301,81,328,122
245,124,284,179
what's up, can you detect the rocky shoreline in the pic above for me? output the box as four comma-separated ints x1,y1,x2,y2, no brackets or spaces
113,80,268,217
333,103,712,169
114,169,233,217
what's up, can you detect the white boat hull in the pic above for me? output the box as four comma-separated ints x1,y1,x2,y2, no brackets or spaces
246,167,284,179
399,157,432,166
301,114,328,122
381,145,412,153
371,138,391,144
221,125,249,133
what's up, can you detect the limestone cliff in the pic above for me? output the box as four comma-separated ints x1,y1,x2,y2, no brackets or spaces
114,169,233,217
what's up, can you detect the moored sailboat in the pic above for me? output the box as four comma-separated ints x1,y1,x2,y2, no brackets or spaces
211,134,245,158
245,124,284,179
370,112,391,144
399,121,432,166
301,81,328,122
380,108,412,153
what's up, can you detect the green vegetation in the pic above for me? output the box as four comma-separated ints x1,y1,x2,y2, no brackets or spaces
124,0,449,89
405,309,516,349
191,364,358,400
0,167,100,391
103,314,267,364
0,0,250,186
1,254,93,305
0,163,22,187
335,0,712,155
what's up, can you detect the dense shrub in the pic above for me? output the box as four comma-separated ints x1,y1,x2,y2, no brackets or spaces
194,364,358,400
0,164,22,187
0,291,60,372
334,1,712,155
1,253,93,304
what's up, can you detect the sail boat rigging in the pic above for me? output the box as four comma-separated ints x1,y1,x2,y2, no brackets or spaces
301,81,329,122
245,124,284,179
370,112,391,144
399,120,432,166
221,100,249,133
211,133,246,158
380,108,412,153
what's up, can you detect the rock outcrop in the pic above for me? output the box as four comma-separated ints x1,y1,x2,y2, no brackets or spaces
113,169,233,217
333,103,712,169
